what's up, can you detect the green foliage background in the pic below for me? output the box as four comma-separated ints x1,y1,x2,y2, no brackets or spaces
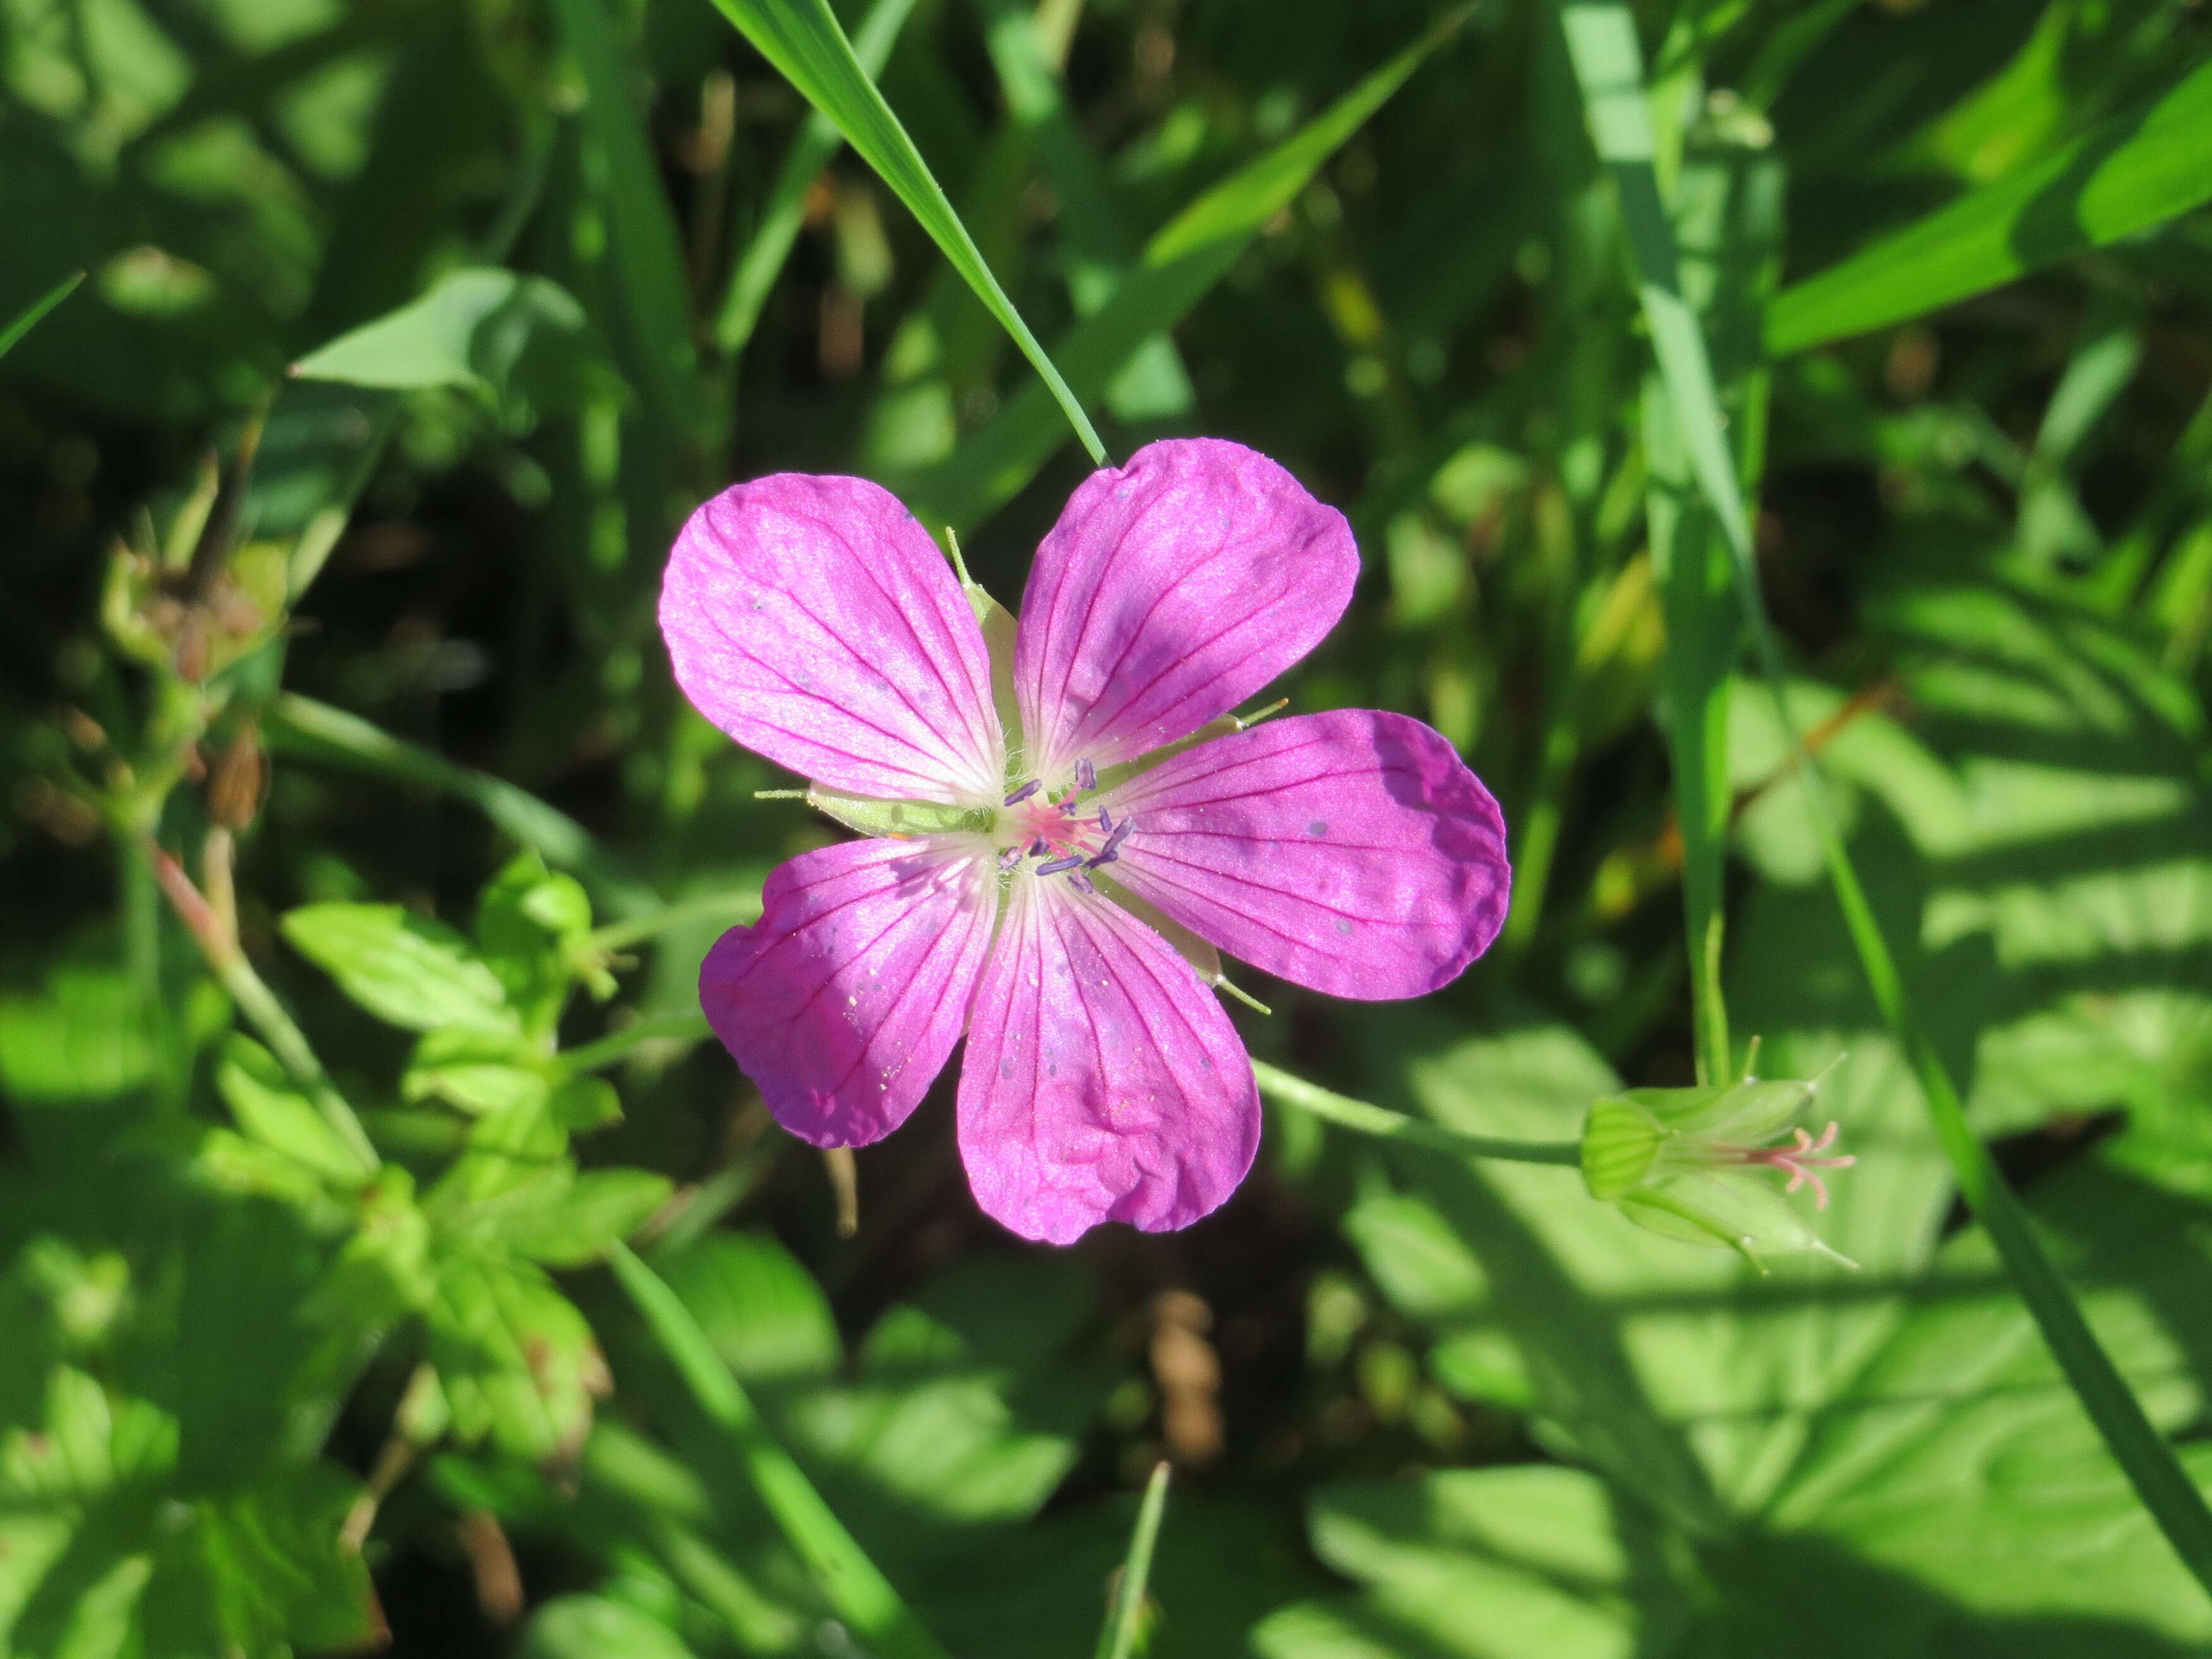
3,0,2211,1653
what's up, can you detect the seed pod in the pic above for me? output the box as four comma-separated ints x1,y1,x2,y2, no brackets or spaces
207,722,266,831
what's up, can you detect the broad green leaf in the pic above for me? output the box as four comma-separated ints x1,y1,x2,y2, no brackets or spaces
659,1232,843,1387
480,1169,673,1269
281,903,516,1035
428,1254,607,1462
0,966,154,1107
899,12,1457,533
523,1595,700,1659
701,0,1104,465
1767,58,2212,353
403,1028,551,1117
290,268,598,416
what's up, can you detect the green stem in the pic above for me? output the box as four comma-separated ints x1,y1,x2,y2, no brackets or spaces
586,893,763,953
1557,0,2212,1595
609,1243,954,1659
1094,1461,1170,1659
1253,1060,1583,1166
559,1011,712,1077
118,834,176,1108
147,843,380,1175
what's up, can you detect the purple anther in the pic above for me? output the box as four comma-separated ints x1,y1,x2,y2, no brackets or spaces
1097,806,1114,835
1100,814,1134,857
1029,837,1048,858
1003,778,1042,806
996,844,1026,870
1066,868,1097,896
1074,758,1098,793
1035,854,1086,877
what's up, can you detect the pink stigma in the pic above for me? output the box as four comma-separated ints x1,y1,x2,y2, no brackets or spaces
1730,1121,1856,1209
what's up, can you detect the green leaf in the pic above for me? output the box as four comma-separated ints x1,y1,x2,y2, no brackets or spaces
290,267,599,416
699,0,1105,465
523,1595,700,1659
714,0,921,354
546,0,700,434
263,694,661,921
1768,58,2212,354
428,1254,607,1462
609,1242,956,1659
214,1036,374,1184
403,1029,551,1117
486,1169,674,1269
899,10,1457,533
1556,0,2212,1589
280,903,517,1035
657,1232,843,1387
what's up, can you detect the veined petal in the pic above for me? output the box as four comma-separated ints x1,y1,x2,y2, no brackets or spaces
1015,439,1356,781
662,474,1004,805
701,837,996,1147
1103,710,1509,1000
957,872,1259,1244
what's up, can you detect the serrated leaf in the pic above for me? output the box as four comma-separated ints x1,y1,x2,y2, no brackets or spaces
281,904,516,1035
428,1255,607,1463
215,1036,372,1184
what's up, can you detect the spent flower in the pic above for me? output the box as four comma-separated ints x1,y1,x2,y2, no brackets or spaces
660,439,1511,1243
1579,1065,1856,1270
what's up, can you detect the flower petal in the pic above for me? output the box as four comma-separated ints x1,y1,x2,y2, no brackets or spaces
957,872,1259,1244
701,836,996,1147
662,474,1003,804
1015,439,1356,780
1103,710,1509,1000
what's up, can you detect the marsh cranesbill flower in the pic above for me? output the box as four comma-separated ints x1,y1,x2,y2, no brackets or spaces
660,439,1510,1244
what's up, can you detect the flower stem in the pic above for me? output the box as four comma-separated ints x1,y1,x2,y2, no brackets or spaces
1251,1060,1581,1166
147,841,380,1174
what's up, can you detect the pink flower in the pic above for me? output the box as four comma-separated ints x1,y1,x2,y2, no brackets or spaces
660,439,1510,1244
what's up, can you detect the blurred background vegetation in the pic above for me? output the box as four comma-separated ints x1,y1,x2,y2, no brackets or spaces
4,0,2212,1653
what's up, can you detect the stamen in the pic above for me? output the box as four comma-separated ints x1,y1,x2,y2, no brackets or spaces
1029,837,1048,857
1097,806,1113,834
1065,868,1097,895
997,844,1026,870
1035,854,1086,877
1074,757,1098,793
1004,778,1042,806
1100,815,1134,856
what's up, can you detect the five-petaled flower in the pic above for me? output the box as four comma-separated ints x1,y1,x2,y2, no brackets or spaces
660,439,1510,1244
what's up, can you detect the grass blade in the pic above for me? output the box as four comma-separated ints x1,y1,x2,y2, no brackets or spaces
608,1242,954,1659
1558,0,2212,1598
1093,1461,1170,1659
0,270,84,360
703,0,1106,464
714,0,920,354
1766,56,2212,355
901,9,1463,532
550,0,701,430
264,693,659,920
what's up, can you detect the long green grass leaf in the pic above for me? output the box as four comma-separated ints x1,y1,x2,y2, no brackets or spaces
608,1243,955,1659
264,694,659,920
550,0,701,429
901,9,1462,532
714,0,920,353
0,270,84,360
1558,0,2212,1598
1093,1461,1170,1659
1766,56,2212,354
703,0,1106,463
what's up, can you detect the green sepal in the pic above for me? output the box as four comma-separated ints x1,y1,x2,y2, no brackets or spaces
1579,1097,1666,1200
805,788,994,839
